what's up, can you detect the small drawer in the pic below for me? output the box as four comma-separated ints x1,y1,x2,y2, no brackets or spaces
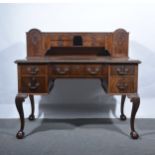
111,65,135,76
20,76,47,93
109,77,136,93
20,64,46,76
52,65,71,76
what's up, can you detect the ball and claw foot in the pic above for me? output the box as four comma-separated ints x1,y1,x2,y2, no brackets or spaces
28,114,35,121
16,130,25,139
130,131,139,139
120,114,127,121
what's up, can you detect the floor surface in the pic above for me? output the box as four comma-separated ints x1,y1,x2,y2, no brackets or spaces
0,119,155,155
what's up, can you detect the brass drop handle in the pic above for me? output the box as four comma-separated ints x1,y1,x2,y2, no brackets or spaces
27,67,39,75
117,83,128,90
56,67,69,74
87,67,100,75
28,78,40,90
116,67,129,75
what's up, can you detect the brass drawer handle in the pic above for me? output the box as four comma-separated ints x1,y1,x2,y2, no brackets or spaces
27,67,39,75
87,67,100,75
116,67,129,75
56,67,69,74
117,83,128,91
28,77,40,90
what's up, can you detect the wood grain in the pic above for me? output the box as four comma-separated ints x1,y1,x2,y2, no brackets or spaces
26,28,129,57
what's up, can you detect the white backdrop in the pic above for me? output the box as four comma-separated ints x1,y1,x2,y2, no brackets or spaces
0,2,155,118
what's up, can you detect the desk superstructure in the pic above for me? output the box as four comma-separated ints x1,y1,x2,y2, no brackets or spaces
15,28,141,139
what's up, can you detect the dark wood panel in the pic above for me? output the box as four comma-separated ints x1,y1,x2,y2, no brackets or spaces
50,64,71,77
19,76,48,93
48,64,108,78
27,29,43,57
109,77,136,93
20,64,47,76
113,29,129,58
26,28,129,57
110,64,135,76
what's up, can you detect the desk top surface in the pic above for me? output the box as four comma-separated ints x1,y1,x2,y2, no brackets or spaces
15,56,141,64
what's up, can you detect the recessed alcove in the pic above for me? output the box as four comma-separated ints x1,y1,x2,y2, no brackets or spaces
45,47,110,56
73,36,83,46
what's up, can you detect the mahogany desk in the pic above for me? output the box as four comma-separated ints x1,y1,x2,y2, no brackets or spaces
15,28,141,139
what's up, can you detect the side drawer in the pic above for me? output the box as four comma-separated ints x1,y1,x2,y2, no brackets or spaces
19,76,48,93
109,77,136,93
20,64,47,76
110,64,135,76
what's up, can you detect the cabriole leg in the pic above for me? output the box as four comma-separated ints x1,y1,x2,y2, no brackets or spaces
120,95,127,121
128,94,140,139
15,94,28,139
28,95,35,121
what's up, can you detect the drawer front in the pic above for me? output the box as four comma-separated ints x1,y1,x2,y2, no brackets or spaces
51,64,71,76
84,64,105,76
109,77,136,93
49,64,107,77
71,65,85,75
20,64,46,76
111,65,135,76
20,76,47,93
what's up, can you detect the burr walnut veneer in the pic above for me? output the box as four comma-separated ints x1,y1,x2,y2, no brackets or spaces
15,28,141,139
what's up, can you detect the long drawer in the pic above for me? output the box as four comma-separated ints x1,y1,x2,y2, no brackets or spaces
49,64,108,77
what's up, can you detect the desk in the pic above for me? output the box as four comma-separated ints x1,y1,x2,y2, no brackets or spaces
15,29,141,139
